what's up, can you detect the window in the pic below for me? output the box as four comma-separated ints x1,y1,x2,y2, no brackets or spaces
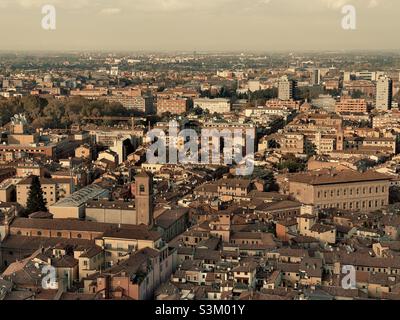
140,185,145,193
77,233,82,239
57,232,62,237
37,231,42,236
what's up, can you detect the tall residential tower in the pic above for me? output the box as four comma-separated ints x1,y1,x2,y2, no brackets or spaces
278,76,297,100
376,75,393,111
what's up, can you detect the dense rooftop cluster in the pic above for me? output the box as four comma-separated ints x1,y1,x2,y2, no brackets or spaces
0,52,400,300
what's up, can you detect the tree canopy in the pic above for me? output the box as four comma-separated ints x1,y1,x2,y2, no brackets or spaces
0,96,131,129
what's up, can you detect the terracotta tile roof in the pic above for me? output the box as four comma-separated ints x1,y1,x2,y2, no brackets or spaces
217,178,251,189
310,223,336,233
256,200,302,212
79,246,103,258
155,208,189,229
289,170,390,186
1,235,94,250
102,226,161,241
11,217,140,233
52,255,78,268
276,263,300,273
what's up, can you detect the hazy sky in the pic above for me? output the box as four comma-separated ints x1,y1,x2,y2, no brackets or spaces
0,0,398,51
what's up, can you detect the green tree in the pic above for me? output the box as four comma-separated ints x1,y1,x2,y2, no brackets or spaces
161,112,172,121
21,95,48,119
250,88,278,101
26,176,47,214
390,186,400,204
43,99,65,127
305,142,317,158
192,107,204,116
351,90,364,99
264,171,279,192
277,157,306,173
268,139,280,149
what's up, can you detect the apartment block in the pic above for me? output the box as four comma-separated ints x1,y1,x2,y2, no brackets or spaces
107,95,154,114
278,76,297,101
376,76,393,111
289,170,390,212
335,98,368,114
156,97,189,115
193,98,231,114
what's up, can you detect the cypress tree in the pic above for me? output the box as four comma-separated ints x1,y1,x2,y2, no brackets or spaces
26,175,47,214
